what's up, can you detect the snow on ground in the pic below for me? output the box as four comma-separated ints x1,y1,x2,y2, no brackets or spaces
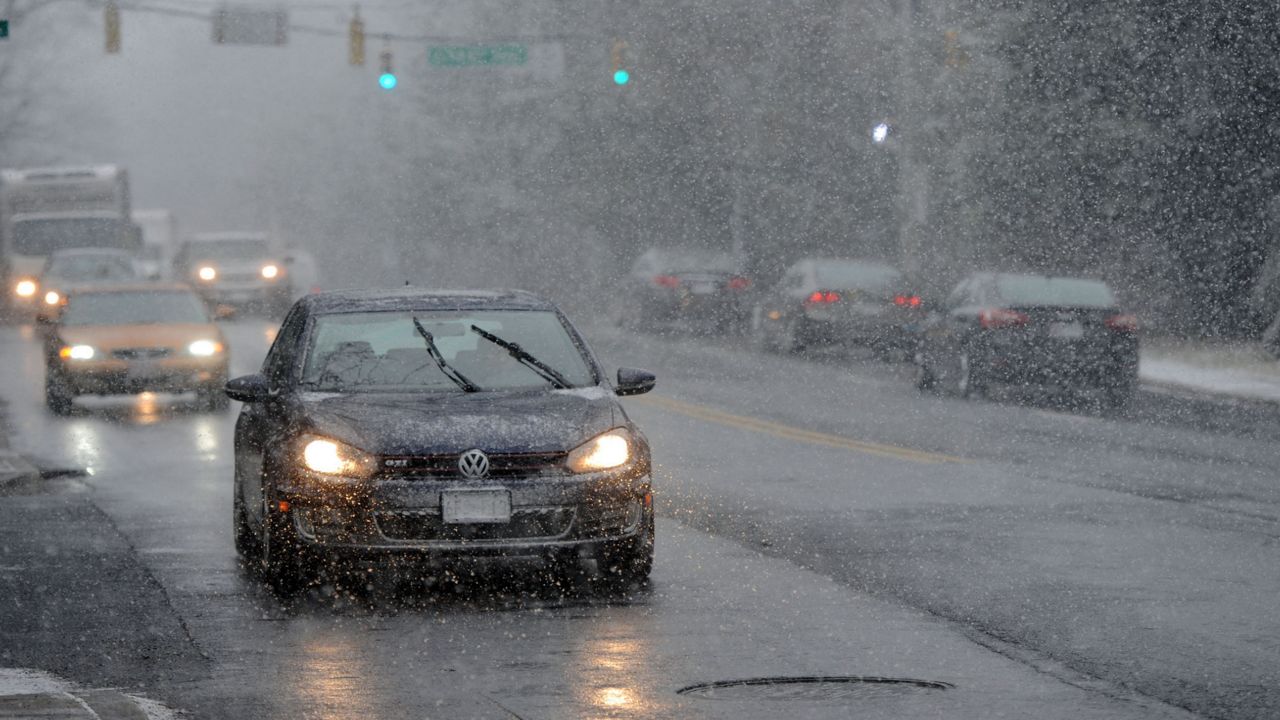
1140,340,1280,403
0,668,180,720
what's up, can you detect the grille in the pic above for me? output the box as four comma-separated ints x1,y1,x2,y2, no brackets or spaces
219,272,264,283
379,451,567,479
112,347,172,360
376,507,574,542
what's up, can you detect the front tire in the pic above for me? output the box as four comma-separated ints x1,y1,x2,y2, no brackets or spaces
233,484,260,562
45,371,75,415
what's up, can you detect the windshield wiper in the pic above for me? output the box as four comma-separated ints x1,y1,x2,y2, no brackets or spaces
469,325,571,389
413,317,481,393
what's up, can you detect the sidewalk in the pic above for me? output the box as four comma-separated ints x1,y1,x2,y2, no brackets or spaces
0,669,174,720
1140,337,1280,403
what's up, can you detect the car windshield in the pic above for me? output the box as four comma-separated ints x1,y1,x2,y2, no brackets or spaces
61,290,210,326
188,239,269,261
45,254,137,282
813,261,902,292
12,217,130,255
300,310,595,392
994,275,1116,308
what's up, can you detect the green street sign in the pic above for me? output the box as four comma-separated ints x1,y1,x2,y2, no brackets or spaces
0,20,9,39
428,45,527,68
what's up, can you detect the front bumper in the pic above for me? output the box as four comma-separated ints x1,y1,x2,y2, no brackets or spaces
277,468,652,557
58,358,229,394
980,336,1138,389
194,281,285,305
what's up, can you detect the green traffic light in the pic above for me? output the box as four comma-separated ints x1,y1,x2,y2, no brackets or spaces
613,69,630,86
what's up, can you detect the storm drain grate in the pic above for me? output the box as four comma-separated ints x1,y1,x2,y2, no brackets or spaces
677,676,954,701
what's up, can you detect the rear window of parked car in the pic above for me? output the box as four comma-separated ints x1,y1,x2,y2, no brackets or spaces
814,261,902,293
994,275,1116,308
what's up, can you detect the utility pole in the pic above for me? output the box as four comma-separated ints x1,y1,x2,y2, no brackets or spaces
894,0,929,280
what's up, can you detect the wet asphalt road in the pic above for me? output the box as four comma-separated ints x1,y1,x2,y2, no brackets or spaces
1,318,1277,719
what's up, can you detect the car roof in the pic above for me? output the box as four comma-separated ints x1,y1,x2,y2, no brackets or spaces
186,232,269,243
298,288,556,315
48,248,135,258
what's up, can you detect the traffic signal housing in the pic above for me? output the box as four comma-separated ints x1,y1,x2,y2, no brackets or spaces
349,11,365,66
379,49,396,90
610,39,629,86
105,1,120,54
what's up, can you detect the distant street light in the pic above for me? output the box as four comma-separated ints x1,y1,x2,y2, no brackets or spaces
872,122,891,144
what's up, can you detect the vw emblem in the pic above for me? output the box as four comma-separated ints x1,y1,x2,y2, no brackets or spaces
458,449,490,479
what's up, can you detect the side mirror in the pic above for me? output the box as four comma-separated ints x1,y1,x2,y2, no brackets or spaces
225,374,272,403
213,304,238,320
615,367,656,396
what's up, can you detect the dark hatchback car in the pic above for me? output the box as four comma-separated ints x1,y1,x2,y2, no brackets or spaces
915,272,1139,407
754,257,924,355
226,288,657,592
616,247,751,333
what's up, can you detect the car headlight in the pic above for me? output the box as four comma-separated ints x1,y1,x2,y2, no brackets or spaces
14,279,37,298
59,345,96,361
197,266,217,281
187,339,222,356
44,290,60,306
566,428,633,473
301,437,376,478
261,264,279,279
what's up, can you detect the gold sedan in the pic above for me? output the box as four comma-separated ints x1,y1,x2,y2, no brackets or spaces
43,283,230,414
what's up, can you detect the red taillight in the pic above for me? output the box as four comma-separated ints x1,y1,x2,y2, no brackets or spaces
909,295,922,307
979,308,1029,329
805,290,841,305
1105,314,1138,332
894,294,923,307
653,274,680,288
727,276,751,290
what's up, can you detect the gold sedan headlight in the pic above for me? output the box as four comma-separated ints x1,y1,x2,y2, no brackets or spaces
44,290,60,306
566,428,633,473
301,436,376,479
187,339,223,356
59,345,96,361
14,279,37,298
197,266,217,281
261,264,279,279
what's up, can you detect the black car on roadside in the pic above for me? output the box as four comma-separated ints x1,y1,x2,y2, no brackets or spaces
616,246,752,333
753,257,925,355
226,288,657,593
915,272,1139,407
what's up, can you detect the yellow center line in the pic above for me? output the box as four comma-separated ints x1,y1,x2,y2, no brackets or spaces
634,394,968,465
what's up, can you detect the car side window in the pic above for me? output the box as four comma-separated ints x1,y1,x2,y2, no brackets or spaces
262,309,307,387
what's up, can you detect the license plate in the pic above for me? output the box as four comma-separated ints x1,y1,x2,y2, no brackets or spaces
441,489,511,524
126,361,161,380
1048,321,1084,339
689,282,716,295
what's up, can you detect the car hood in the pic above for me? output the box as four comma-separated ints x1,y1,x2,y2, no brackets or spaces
294,387,619,456
58,323,224,351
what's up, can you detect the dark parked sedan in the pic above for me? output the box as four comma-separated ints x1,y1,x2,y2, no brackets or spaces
754,258,924,355
226,288,657,592
616,246,751,333
915,272,1138,407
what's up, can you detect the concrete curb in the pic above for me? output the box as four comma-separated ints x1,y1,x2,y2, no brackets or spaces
0,449,41,491
0,669,176,720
